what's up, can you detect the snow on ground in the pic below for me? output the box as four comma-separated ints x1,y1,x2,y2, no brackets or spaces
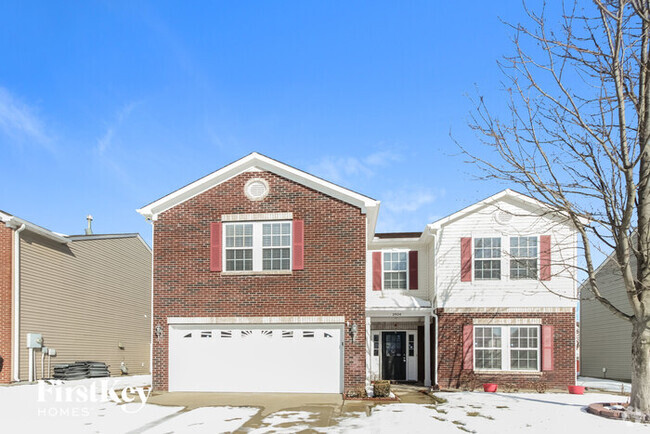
0,375,182,433
1,375,648,433
578,376,631,393
249,410,322,433
320,391,645,433
143,407,259,433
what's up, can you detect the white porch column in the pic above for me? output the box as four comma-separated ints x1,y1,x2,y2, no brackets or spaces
365,316,372,388
424,314,431,387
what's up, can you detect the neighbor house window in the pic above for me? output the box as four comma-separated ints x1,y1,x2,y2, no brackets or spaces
474,237,501,280
510,236,538,279
474,325,540,371
224,221,292,272
383,251,407,289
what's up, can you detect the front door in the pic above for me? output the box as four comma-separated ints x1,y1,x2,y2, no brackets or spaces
382,331,406,381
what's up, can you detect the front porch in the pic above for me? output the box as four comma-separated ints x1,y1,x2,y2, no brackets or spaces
366,294,435,387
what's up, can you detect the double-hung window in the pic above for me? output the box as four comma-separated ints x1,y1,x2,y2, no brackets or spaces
474,237,501,280
474,325,540,371
224,221,292,272
383,252,407,289
474,326,502,369
225,223,253,271
510,236,538,279
509,326,539,370
262,222,291,270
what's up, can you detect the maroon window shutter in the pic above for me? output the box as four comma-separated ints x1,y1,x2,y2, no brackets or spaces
372,252,382,291
463,324,474,370
210,222,222,272
292,220,304,270
542,325,554,371
461,237,472,282
409,250,418,290
540,235,551,281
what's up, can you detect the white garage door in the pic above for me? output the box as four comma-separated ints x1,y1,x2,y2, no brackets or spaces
168,324,343,393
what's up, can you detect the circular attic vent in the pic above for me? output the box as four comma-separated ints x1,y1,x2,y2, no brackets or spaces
245,178,269,201
495,210,513,225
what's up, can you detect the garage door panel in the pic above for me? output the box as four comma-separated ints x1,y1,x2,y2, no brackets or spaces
169,325,343,393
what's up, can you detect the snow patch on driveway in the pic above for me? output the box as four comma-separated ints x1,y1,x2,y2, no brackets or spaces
143,407,259,433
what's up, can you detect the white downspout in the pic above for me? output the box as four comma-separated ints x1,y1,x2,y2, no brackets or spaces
12,224,26,382
149,220,154,376
432,310,438,387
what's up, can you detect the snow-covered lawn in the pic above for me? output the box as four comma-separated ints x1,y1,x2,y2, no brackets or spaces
323,392,644,434
0,376,647,433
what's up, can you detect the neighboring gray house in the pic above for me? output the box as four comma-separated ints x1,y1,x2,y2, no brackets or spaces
0,211,152,383
580,253,634,381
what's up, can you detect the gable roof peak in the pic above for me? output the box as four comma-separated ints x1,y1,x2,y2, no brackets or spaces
136,153,380,221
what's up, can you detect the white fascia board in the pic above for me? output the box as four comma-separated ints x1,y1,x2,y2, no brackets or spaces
1,214,69,244
137,153,379,220
428,189,588,230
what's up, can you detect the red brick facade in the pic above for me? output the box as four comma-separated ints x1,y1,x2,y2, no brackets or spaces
152,171,367,392
0,225,12,383
436,308,576,390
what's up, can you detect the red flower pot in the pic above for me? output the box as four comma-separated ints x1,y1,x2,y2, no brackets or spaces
483,383,498,392
568,385,585,395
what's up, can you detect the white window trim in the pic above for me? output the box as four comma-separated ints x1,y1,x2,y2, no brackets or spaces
509,235,540,280
473,236,502,281
473,325,541,372
381,249,410,291
223,220,292,272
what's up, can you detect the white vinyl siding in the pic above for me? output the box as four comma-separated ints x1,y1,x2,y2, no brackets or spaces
435,196,577,309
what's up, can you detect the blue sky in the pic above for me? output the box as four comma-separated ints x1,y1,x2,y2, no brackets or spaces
0,1,561,244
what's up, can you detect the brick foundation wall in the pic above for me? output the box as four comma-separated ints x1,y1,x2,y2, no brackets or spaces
437,308,576,390
0,225,12,383
152,171,367,393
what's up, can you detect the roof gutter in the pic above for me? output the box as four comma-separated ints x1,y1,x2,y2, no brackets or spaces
12,224,26,381
2,215,69,244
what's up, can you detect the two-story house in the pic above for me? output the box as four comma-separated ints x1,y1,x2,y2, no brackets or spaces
138,153,577,394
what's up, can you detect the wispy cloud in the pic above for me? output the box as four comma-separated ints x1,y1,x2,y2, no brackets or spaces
376,188,446,232
93,101,142,189
308,150,402,183
0,86,53,150
382,188,439,213
96,101,139,155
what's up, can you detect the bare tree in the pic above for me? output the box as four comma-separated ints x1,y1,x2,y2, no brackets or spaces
461,0,650,417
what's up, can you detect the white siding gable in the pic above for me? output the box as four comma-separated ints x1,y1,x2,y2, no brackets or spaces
366,238,434,304
434,196,577,309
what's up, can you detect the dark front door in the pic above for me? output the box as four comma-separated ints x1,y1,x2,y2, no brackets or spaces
382,331,406,381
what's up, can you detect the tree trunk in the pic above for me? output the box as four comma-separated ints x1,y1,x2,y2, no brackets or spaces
630,319,650,416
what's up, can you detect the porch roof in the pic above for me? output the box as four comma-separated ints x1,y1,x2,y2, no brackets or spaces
366,293,431,311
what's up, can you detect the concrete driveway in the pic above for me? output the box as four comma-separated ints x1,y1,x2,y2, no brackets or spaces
129,384,434,432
